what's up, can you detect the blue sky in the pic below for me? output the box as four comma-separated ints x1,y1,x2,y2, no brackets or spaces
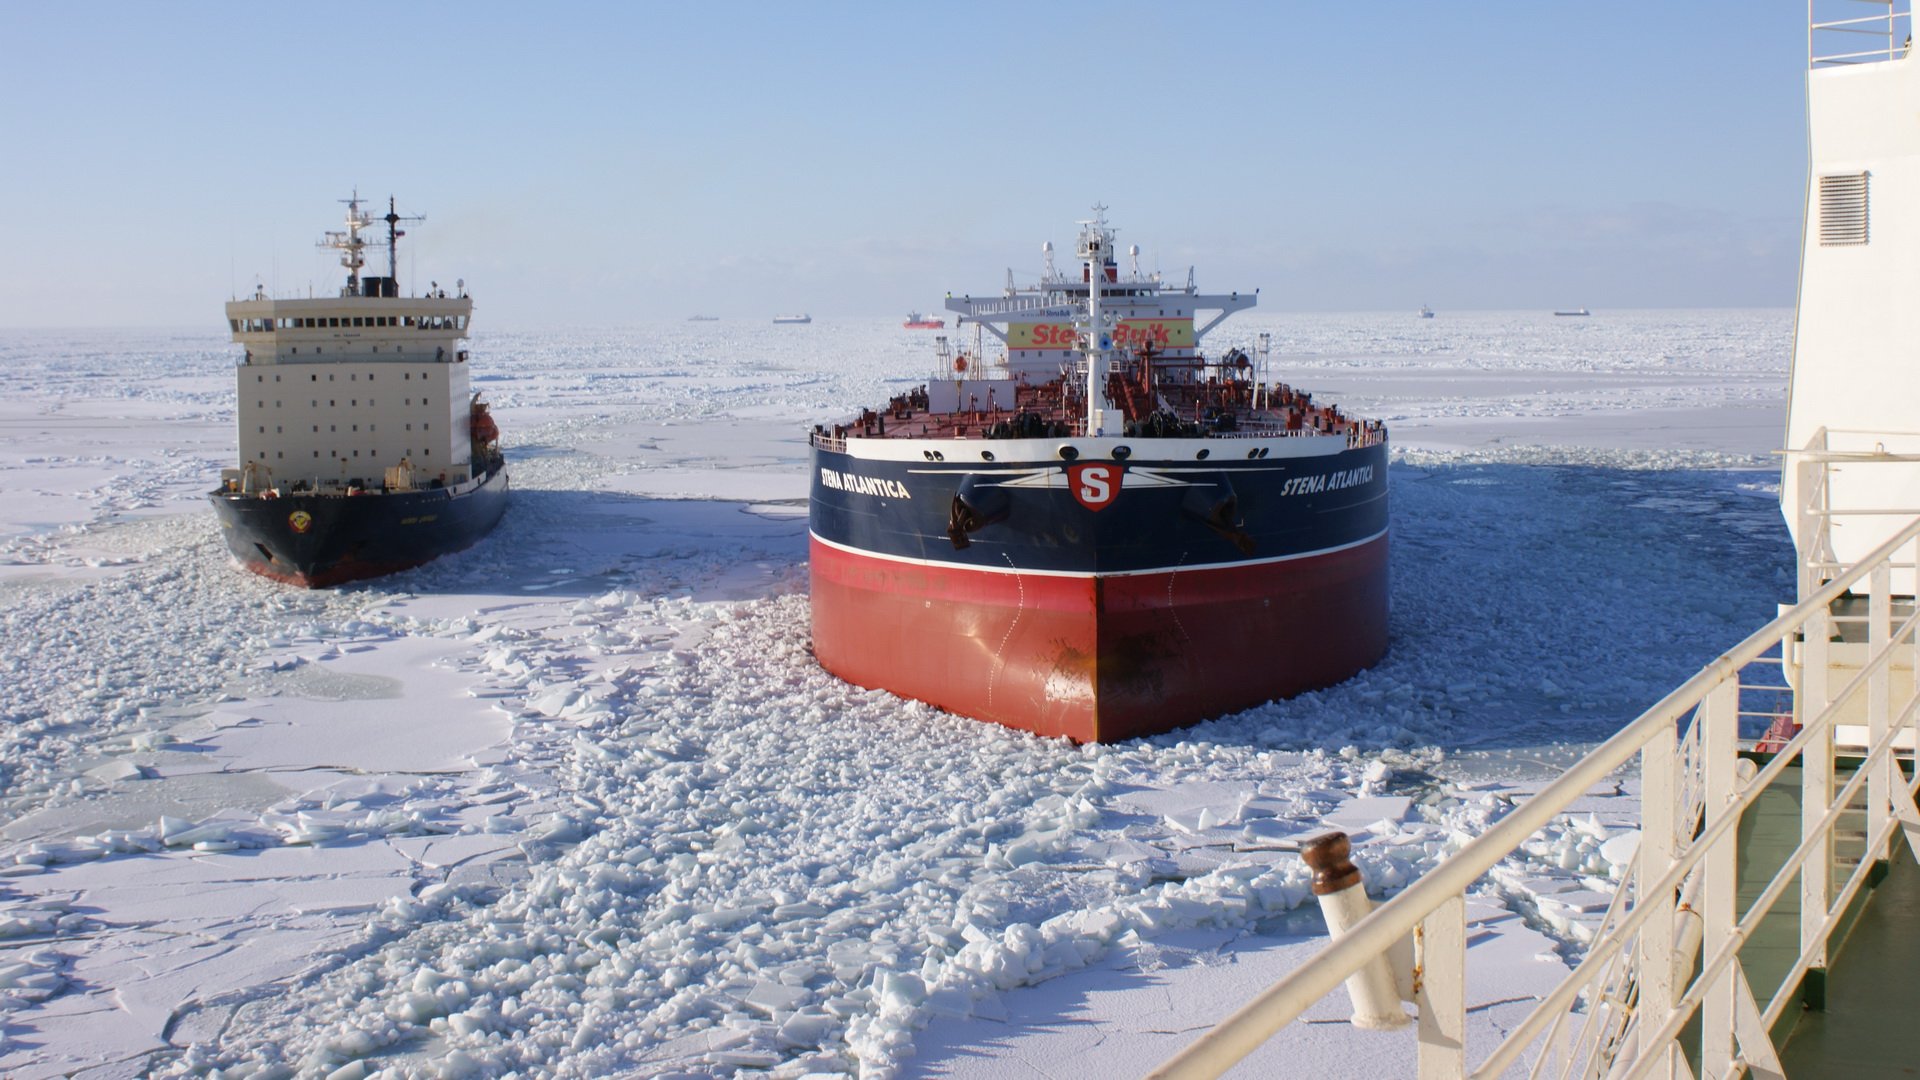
1,2,1807,328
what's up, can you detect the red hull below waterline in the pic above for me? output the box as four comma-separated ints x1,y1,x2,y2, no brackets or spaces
809,533,1389,742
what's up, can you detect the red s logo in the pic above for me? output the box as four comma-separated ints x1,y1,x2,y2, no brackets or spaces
1069,463,1122,511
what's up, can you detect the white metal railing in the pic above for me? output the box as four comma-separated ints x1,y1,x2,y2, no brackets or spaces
1811,0,1913,67
948,291,1077,319
1149,513,1920,1080
1784,426,1920,597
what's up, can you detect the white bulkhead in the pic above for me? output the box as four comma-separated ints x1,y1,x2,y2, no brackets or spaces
1785,30,1920,585
224,293,476,487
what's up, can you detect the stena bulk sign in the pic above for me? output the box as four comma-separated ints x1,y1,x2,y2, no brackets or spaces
1009,318,1195,351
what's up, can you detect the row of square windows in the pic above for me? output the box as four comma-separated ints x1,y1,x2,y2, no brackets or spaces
252,399,430,408
257,423,429,433
254,448,434,459
254,371,433,382
234,315,466,332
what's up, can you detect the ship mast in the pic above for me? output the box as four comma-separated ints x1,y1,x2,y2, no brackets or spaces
321,192,374,296
1078,205,1116,437
383,196,424,285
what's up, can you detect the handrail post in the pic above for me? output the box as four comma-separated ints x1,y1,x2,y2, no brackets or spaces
1699,680,1742,1076
1637,718,1681,1052
1801,602,1833,989
1869,565,1893,861
1415,895,1466,1079
1796,457,1822,598
1911,534,1920,798
1301,833,1410,1030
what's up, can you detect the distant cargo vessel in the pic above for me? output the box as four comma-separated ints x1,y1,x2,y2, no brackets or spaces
809,208,1388,742
210,194,509,587
1419,304,1435,318
1554,308,1591,317
774,314,813,324
688,315,719,322
904,311,946,329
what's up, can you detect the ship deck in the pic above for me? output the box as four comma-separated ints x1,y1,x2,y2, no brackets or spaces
1757,761,1920,1076
814,375,1387,447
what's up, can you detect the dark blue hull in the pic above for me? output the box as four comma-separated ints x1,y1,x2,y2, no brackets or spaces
209,467,509,587
810,441,1387,573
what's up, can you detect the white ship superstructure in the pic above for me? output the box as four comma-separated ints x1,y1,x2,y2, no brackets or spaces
222,196,481,493
1783,11,1920,594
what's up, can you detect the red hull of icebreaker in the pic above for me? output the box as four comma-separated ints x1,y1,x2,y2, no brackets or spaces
809,533,1389,743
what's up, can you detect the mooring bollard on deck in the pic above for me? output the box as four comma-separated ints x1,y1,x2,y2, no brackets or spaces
1302,830,1411,1030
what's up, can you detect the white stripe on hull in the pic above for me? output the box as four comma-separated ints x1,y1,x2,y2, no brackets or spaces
807,527,1390,579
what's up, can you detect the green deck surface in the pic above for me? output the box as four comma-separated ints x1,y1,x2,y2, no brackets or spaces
1748,762,1920,1077
1777,849,1920,1077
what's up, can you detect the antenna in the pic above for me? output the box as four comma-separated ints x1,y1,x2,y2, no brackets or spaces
383,196,424,286
320,190,375,295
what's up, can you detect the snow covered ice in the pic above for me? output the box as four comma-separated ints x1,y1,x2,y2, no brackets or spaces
0,311,1792,1077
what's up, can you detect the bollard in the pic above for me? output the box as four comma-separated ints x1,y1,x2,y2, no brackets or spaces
1302,831,1410,1030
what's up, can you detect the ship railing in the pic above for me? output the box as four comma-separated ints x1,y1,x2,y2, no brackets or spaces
1149,510,1920,1080
1784,426,1920,597
1810,0,1912,67
947,291,1079,320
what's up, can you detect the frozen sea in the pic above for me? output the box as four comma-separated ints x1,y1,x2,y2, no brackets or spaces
0,309,1793,1078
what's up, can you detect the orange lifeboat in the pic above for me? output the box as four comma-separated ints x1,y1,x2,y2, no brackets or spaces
470,398,499,444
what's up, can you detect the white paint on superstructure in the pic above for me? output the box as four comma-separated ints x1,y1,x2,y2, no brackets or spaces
1784,35,1920,582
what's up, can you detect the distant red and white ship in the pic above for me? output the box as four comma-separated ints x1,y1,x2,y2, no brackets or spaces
904,311,946,329
809,209,1389,742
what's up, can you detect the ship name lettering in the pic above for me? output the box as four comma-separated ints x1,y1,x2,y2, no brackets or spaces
1280,465,1372,497
820,468,912,500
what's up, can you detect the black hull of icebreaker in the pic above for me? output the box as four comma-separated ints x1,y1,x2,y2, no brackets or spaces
209,468,509,588
809,439,1389,742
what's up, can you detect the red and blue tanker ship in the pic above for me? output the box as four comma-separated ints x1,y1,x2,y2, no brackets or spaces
809,208,1388,742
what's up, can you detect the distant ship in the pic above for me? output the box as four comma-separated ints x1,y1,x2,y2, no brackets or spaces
1554,308,1591,317
210,194,509,587
773,314,813,324
809,208,1388,742
904,311,946,329
688,315,719,322
1419,304,1435,318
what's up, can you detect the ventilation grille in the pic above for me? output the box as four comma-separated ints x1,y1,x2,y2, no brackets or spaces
1819,172,1870,246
